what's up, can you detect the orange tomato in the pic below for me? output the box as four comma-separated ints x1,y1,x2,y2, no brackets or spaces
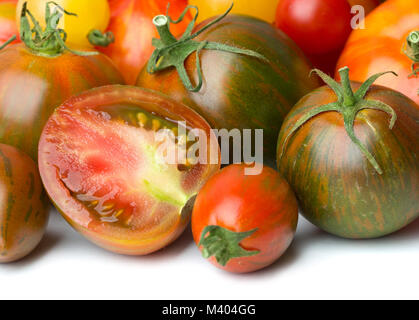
337,0,419,105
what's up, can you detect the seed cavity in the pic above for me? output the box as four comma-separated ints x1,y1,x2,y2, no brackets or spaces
137,113,147,127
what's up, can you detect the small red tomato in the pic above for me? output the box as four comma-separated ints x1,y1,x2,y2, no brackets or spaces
192,164,298,273
275,0,352,55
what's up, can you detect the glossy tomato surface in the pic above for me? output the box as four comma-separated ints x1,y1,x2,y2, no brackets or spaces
99,0,190,84
277,83,419,239
189,0,280,24
348,0,381,15
0,0,18,46
0,143,49,263
137,15,320,165
0,43,124,160
337,0,419,105
16,0,110,48
192,164,298,273
275,0,352,55
39,86,220,255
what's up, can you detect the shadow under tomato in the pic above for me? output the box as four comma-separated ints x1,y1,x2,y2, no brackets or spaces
130,225,195,262
293,216,419,251
1,231,63,268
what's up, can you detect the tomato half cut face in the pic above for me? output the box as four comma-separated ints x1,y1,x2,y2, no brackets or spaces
39,86,220,255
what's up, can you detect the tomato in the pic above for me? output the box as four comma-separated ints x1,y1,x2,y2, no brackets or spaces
188,0,280,24
0,3,124,160
191,164,298,273
0,0,19,46
348,0,381,15
337,0,419,105
0,143,49,263
137,11,320,165
39,86,220,255
16,0,110,48
275,0,352,55
277,67,419,239
97,0,190,84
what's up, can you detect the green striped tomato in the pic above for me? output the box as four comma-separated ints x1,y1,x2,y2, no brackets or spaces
277,80,419,239
0,43,124,160
137,14,320,165
0,143,49,263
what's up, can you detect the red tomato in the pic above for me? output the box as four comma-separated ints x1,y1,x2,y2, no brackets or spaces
0,0,19,46
348,0,381,15
275,0,352,55
192,164,298,273
39,86,220,255
98,0,190,84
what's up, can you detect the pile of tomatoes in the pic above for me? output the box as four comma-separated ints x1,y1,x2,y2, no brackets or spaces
0,0,417,274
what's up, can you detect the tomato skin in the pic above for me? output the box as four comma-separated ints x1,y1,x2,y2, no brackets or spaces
275,0,353,55
0,143,49,263
192,164,298,273
98,0,190,84
16,0,110,48
337,0,419,105
0,0,19,46
0,44,124,160
189,0,280,24
277,83,419,239
137,15,320,165
39,86,220,255
348,0,381,15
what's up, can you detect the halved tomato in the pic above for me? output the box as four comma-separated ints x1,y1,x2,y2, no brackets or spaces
38,86,220,255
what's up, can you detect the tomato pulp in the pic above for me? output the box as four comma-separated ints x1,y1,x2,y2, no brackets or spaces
39,86,220,255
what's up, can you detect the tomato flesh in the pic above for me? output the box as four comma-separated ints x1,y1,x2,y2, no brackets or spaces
39,86,220,255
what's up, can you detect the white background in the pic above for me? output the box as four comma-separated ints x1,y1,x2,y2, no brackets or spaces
0,208,418,300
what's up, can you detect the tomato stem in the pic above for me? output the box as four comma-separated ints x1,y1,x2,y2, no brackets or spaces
147,3,268,92
279,67,398,175
404,31,419,81
87,30,115,47
0,1,98,57
198,226,260,267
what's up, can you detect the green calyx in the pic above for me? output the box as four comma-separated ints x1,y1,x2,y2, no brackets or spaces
403,30,419,77
147,3,268,92
0,1,98,57
279,67,398,175
88,29,115,47
198,226,260,267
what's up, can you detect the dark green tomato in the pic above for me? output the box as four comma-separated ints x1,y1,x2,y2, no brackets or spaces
277,83,419,239
0,143,49,263
0,43,124,160
137,15,320,164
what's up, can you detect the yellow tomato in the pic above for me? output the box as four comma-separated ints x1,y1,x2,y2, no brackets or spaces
189,0,280,23
16,0,110,48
